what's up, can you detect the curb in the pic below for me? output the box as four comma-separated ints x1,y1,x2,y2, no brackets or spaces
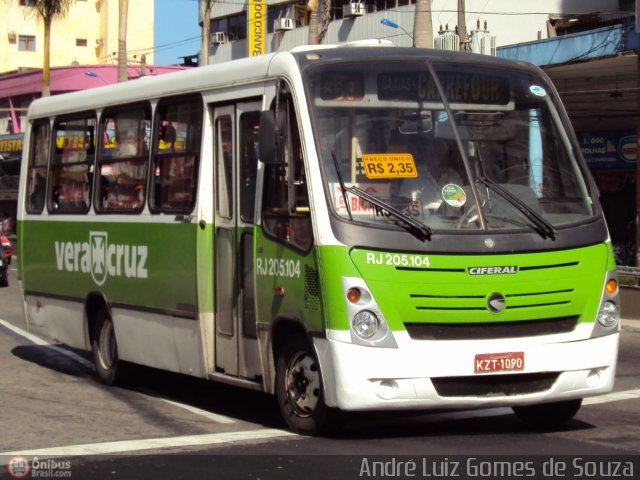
621,318,640,331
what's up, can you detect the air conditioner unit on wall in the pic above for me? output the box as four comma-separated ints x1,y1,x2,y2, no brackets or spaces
344,2,365,17
213,31,228,44
274,18,294,31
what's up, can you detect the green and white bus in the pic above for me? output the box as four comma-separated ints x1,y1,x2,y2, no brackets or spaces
18,43,620,435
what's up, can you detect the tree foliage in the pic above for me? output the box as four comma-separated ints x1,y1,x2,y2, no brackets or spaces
16,0,76,96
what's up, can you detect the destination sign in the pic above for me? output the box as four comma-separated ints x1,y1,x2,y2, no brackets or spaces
378,71,510,105
320,72,364,101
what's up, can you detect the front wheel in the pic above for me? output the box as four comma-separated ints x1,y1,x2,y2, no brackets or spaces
512,399,582,430
91,308,126,385
275,334,340,436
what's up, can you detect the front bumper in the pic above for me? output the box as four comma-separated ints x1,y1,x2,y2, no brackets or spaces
315,327,619,411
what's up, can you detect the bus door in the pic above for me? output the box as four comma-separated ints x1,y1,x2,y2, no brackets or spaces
212,102,262,381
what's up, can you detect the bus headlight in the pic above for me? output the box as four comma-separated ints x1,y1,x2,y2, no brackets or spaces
342,277,397,348
352,310,379,339
597,301,618,328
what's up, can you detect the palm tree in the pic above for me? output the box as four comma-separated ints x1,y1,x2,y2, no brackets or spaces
307,0,319,45
200,0,215,65
15,0,75,96
317,0,331,43
412,0,432,48
118,0,128,82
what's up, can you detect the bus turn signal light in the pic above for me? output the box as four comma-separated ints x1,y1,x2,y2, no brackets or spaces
605,279,618,295
347,288,361,304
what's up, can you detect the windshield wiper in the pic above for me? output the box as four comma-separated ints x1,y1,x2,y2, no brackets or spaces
344,185,432,241
477,176,555,240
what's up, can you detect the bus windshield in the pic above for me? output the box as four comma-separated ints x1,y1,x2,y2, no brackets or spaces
306,61,595,233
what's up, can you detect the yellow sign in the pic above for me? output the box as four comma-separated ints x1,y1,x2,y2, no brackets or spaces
361,153,417,179
0,137,23,153
248,0,266,56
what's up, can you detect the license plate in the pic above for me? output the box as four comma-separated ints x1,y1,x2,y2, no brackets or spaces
474,351,524,373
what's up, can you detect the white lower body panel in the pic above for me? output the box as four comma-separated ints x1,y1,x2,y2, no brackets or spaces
315,329,619,411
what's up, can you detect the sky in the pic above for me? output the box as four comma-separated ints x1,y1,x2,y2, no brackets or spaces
154,0,201,65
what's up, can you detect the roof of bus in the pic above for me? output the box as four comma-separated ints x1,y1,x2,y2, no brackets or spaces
26,52,281,119
291,43,536,71
27,44,539,120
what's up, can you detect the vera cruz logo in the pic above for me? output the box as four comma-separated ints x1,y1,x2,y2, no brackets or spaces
55,231,148,286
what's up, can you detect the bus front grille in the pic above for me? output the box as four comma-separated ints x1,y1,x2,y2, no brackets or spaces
432,372,559,397
404,316,579,340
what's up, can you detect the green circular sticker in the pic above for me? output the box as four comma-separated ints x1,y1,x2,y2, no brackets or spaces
441,184,466,207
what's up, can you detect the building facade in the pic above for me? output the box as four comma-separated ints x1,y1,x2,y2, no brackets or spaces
200,0,621,64
198,0,638,265
1,0,154,74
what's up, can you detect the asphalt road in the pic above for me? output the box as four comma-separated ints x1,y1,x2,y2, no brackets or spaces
0,262,639,480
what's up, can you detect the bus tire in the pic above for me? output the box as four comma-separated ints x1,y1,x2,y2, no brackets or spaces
512,398,582,429
275,334,340,436
91,308,125,385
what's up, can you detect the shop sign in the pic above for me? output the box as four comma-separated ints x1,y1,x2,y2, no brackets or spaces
248,0,266,56
577,131,637,169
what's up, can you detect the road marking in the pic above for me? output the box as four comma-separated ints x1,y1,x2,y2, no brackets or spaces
0,429,297,463
0,318,239,424
583,388,640,405
0,318,94,370
160,398,237,424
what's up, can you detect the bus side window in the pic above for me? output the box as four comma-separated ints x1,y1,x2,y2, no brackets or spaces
239,111,260,223
48,115,96,213
150,95,203,213
26,121,50,214
262,96,312,252
97,104,151,213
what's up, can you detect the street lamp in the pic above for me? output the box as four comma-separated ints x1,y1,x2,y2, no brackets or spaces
84,70,108,84
380,18,413,42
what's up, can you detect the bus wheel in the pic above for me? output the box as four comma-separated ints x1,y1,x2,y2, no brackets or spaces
91,308,124,385
275,335,339,436
512,399,582,429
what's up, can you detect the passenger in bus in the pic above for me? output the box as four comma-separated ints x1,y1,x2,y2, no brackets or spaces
29,172,46,211
159,121,176,152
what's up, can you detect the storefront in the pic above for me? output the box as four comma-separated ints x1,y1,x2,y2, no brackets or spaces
499,18,640,266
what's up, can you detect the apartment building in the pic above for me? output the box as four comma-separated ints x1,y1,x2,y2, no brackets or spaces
1,0,154,74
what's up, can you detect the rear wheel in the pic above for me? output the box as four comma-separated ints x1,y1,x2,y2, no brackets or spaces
275,333,340,436
512,399,582,429
91,308,125,385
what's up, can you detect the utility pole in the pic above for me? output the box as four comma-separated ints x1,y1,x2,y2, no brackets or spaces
140,54,146,77
458,0,467,51
200,0,214,66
